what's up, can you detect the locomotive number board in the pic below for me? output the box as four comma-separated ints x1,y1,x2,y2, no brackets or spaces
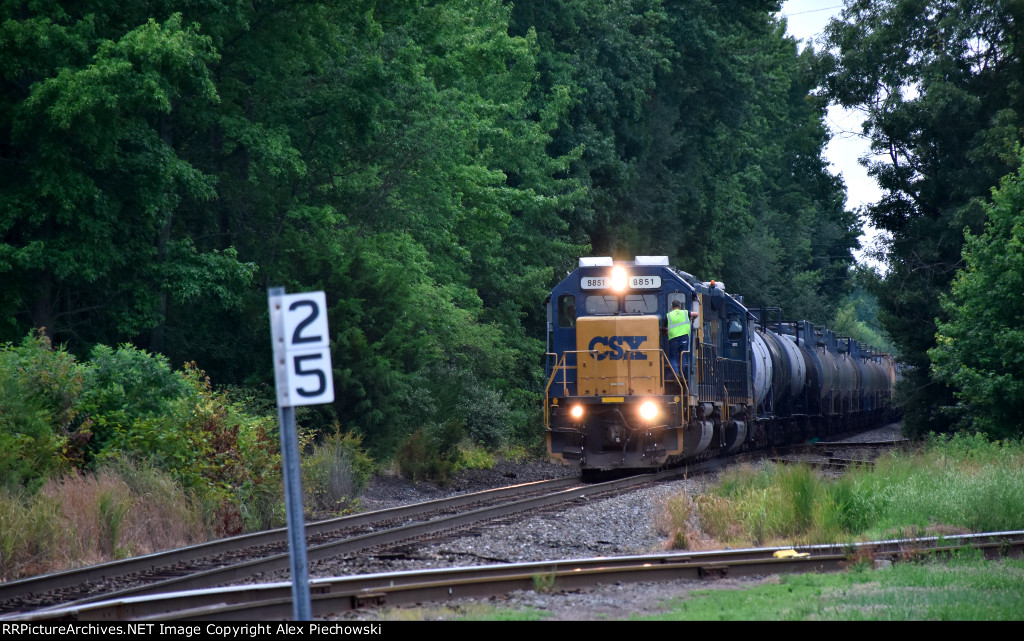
580,275,662,290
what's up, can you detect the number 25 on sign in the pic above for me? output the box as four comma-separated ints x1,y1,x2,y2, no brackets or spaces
269,290,335,407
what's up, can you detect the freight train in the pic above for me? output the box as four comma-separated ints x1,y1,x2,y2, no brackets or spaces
544,256,899,473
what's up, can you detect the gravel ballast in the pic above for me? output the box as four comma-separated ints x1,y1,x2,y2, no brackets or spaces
313,422,905,620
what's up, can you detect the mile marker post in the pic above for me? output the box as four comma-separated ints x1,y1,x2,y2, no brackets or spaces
269,287,335,620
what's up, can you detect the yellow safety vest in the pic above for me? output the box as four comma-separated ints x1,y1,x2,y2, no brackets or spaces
667,308,690,340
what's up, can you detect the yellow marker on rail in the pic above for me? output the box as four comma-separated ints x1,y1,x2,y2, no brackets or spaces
773,549,810,558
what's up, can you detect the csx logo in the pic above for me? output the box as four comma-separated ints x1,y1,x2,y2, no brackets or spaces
587,336,648,360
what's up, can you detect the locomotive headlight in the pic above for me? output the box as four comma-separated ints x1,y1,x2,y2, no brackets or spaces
611,265,628,291
639,400,658,422
570,404,584,420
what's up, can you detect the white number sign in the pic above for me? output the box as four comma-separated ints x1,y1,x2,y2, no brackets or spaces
580,276,610,290
270,290,335,407
580,275,662,290
629,275,662,289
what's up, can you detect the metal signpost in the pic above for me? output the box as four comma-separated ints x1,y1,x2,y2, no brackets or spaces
268,287,335,620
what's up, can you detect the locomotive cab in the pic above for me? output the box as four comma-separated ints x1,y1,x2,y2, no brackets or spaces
545,256,733,470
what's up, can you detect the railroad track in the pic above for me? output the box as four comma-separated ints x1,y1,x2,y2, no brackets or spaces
770,456,875,471
0,476,578,614
766,434,908,471
2,465,714,617
0,428,904,619
7,530,1022,621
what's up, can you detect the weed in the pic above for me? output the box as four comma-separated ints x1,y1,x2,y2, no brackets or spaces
457,444,495,471
532,570,557,593
665,436,1024,551
97,488,129,558
304,428,374,516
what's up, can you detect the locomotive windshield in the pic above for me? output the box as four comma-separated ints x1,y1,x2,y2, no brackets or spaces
584,294,658,315
585,295,617,314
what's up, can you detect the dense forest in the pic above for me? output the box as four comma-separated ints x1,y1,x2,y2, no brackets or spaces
821,0,1024,439
2,0,1023,483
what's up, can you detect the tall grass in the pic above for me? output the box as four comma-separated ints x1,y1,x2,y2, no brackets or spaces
862,434,1024,538
0,460,205,581
302,429,374,516
660,433,1024,549
0,491,61,580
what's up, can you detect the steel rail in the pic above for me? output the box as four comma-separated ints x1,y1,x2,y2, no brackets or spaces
0,444,877,617
8,530,1022,621
46,471,673,608
0,477,581,606
6,470,704,615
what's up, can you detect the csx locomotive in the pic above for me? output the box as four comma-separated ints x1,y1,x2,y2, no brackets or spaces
544,256,899,472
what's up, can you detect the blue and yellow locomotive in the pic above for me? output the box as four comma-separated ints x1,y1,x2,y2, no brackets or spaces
544,256,898,472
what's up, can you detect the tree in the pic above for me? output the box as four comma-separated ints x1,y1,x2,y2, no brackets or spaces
820,0,1024,436
512,0,858,322
1,2,585,455
0,6,254,353
929,152,1024,439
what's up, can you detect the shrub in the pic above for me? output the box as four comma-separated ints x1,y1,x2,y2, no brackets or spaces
457,444,495,471
76,344,188,462
457,382,511,448
0,331,82,490
303,428,374,516
396,421,465,482
91,362,283,535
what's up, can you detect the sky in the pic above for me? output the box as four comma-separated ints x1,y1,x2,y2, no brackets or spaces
777,1,888,270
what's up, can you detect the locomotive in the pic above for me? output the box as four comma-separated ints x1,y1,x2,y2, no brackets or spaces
544,256,899,472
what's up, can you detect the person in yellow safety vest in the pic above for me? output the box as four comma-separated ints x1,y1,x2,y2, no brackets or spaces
666,299,697,377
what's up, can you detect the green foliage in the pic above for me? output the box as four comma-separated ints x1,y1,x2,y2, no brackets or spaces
821,0,1024,436
76,343,190,461
86,360,284,533
0,331,82,489
679,434,1024,549
511,1,857,322
0,7,248,352
303,427,375,516
635,557,1024,620
0,331,282,534
97,485,131,559
930,152,1024,439
396,421,466,483
832,302,893,355
0,488,61,581
457,444,495,472
531,570,557,594
831,268,896,355
867,433,1024,536
0,1,875,470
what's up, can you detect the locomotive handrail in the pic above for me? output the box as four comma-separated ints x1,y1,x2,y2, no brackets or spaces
625,348,691,424
543,352,574,431
721,381,731,423
622,347,664,395
662,350,691,425
544,351,580,401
